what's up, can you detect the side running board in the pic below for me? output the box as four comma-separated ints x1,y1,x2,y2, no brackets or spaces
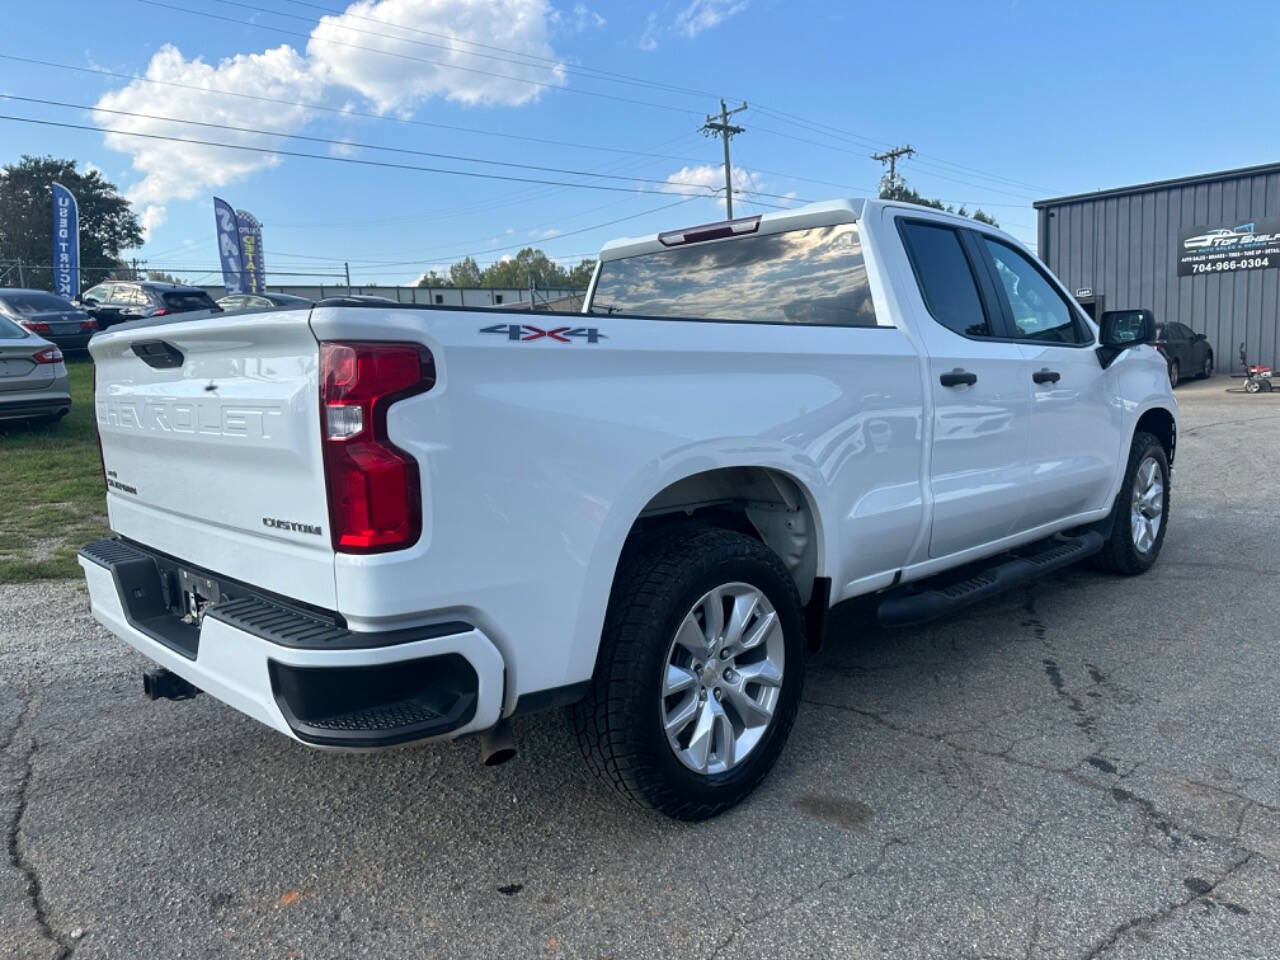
876,532,1104,628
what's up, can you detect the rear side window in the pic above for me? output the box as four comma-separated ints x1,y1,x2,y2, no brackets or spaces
982,238,1088,345
589,224,878,326
0,315,27,338
899,221,991,338
162,291,220,312
0,292,72,314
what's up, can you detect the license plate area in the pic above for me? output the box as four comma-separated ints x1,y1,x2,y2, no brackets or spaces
178,568,222,624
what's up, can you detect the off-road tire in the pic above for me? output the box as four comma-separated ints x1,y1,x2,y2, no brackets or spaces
1092,431,1170,575
571,526,805,820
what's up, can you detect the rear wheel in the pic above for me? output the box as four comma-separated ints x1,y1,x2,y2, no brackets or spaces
1200,353,1214,379
1168,359,1180,388
1093,431,1170,575
571,526,805,820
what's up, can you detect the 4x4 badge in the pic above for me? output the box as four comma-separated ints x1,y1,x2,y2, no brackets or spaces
480,323,607,344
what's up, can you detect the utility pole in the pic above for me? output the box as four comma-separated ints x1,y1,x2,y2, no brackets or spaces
344,261,352,294
871,145,915,195
700,99,747,218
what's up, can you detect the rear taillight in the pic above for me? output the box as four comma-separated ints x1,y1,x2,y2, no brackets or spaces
1154,344,1165,355
32,347,63,364
320,341,435,553
152,309,169,317
22,321,51,334
80,319,98,332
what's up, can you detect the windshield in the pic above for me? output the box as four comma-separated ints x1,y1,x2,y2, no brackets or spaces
589,223,879,326
0,292,74,315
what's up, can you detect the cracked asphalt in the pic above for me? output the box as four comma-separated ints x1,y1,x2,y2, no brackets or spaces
4,377,1280,959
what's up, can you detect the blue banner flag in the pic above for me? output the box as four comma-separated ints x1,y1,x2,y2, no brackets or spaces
213,196,248,295
51,182,80,299
236,209,266,295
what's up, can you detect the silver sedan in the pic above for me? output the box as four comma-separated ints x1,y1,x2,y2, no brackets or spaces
0,313,71,423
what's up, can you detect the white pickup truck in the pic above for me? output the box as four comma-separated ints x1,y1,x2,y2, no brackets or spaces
81,199,1176,820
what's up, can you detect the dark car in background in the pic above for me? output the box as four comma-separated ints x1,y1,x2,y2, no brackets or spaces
0,289,97,352
77,281,222,330
216,291,313,311
1155,320,1214,387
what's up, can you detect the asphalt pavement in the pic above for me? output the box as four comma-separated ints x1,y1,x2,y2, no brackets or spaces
4,376,1280,959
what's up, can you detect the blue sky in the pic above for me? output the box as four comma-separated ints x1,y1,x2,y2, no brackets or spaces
2,0,1278,286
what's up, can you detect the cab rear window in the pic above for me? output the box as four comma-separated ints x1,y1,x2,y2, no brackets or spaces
589,224,879,326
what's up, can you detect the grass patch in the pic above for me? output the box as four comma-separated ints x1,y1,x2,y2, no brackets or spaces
0,357,108,582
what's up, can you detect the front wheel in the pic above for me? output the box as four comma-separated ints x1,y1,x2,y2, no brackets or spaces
1093,431,1170,575
1200,353,1214,379
571,526,805,820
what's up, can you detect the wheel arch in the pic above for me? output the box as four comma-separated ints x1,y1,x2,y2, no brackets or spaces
1135,404,1177,465
564,457,831,691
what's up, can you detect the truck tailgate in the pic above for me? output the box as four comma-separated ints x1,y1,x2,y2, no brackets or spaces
90,309,336,608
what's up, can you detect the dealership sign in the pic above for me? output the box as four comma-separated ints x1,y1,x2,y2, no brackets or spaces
213,196,248,295
236,209,266,295
1177,218,1280,276
51,182,80,299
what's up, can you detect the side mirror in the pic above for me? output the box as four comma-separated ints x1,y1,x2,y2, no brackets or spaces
1097,309,1156,369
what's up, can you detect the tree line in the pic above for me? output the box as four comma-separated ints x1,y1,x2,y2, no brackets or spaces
417,247,597,290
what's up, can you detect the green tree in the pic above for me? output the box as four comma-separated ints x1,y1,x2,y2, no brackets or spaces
0,155,143,291
879,178,999,228
147,270,180,284
566,258,597,288
449,256,483,287
416,269,452,288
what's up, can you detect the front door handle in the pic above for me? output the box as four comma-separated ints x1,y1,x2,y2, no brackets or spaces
1032,368,1061,384
939,369,978,387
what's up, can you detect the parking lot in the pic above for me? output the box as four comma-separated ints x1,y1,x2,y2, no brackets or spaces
1,378,1278,960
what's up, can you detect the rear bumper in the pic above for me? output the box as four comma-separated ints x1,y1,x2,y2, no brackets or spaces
0,392,71,421
78,538,505,748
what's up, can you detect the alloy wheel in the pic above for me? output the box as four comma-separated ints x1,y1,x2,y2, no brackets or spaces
661,582,785,775
1130,456,1164,555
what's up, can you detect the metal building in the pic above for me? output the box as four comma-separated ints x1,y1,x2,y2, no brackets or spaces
1035,161,1280,372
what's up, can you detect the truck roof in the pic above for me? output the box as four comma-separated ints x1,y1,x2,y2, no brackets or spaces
597,197,1021,262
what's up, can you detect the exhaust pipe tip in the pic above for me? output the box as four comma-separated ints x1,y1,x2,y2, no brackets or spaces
480,718,517,766
142,668,201,702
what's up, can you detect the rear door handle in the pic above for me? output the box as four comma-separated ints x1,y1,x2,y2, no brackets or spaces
939,369,978,387
1032,368,1061,384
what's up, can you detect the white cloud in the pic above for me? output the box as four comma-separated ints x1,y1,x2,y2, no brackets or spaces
530,226,562,238
673,0,748,37
638,11,660,50
93,0,568,225
309,0,565,111
94,44,325,224
552,3,606,33
661,163,765,209
329,138,358,157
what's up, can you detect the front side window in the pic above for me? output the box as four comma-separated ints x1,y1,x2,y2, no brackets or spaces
82,283,111,304
589,223,878,326
899,221,991,338
983,238,1088,345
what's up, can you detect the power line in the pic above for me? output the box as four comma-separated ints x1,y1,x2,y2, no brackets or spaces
0,112,742,198
0,93,722,193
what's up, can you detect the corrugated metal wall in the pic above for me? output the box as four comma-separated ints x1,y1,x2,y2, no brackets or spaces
1038,169,1280,372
